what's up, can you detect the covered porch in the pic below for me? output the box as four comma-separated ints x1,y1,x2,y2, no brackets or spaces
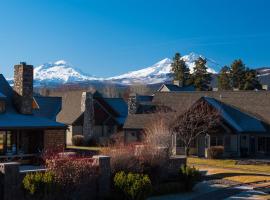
173,133,270,158
0,129,44,162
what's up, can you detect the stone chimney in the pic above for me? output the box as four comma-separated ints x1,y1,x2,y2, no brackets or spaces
128,93,139,114
13,62,33,114
81,92,95,139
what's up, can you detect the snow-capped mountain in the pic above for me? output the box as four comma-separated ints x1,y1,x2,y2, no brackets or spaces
8,53,220,86
34,60,102,85
108,53,219,84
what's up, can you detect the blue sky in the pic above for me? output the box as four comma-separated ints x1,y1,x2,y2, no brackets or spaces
0,0,270,77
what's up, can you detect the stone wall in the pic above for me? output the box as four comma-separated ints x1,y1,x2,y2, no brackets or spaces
13,62,33,115
44,129,66,150
0,156,111,200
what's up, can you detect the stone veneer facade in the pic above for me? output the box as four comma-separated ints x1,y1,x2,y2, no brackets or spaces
13,62,33,115
81,92,95,139
43,129,66,150
128,93,139,114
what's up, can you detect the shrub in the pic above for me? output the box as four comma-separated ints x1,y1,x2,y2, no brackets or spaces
208,146,224,159
178,165,201,191
45,153,98,200
114,171,152,200
72,135,84,146
101,145,140,174
22,171,58,199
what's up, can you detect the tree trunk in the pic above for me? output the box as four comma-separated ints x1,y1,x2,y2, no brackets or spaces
185,147,190,157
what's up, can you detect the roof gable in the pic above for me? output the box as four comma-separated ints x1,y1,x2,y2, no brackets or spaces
0,74,66,129
203,97,266,133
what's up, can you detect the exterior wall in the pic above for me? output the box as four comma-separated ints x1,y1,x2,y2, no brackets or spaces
66,125,83,145
68,125,117,145
0,156,111,200
44,129,66,150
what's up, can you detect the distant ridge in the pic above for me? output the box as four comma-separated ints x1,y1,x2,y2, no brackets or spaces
7,53,270,87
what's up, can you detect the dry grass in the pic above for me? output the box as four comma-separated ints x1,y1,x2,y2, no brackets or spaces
190,162,270,184
188,157,270,174
225,175,270,183
66,146,103,151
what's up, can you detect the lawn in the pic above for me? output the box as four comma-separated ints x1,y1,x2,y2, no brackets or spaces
66,145,103,151
188,157,270,183
188,157,270,174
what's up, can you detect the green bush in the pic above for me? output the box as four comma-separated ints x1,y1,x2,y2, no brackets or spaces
178,165,201,191
72,135,85,146
114,171,152,200
22,172,58,199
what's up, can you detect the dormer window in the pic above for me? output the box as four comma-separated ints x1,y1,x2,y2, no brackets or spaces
0,100,5,113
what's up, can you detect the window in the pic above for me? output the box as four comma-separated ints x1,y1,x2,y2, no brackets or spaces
210,136,223,146
0,131,4,154
258,137,270,154
224,136,231,149
176,138,196,148
6,131,17,154
0,101,5,113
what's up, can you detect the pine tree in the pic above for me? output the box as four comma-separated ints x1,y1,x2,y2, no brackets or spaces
230,59,246,90
171,52,191,86
243,68,262,90
217,66,232,90
192,57,212,91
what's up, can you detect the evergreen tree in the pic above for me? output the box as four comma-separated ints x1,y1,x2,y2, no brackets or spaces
243,68,262,90
171,52,191,86
230,59,246,90
192,57,212,91
217,66,232,90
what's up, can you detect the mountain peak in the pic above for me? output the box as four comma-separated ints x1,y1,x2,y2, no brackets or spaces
54,60,68,65
9,53,219,86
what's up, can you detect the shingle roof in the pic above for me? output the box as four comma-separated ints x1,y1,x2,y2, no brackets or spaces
152,91,270,124
0,74,66,129
0,92,6,99
124,114,159,129
50,91,128,125
124,91,270,132
33,96,62,120
203,97,266,133
103,98,128,125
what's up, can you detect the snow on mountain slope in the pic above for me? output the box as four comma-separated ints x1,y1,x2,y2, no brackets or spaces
8,53,219,86
34,60,101,84
108,53,219,84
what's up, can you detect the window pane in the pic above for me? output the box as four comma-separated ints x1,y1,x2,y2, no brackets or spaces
258,137,265,152
0,131,4,154
210,136,217,146
6,131,16,154
217,137,223,146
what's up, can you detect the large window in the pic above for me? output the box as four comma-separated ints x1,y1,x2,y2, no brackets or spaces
210,136,223,146
0,130,44,155
258,137,270,154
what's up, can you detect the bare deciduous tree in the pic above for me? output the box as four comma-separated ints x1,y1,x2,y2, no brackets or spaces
171,99,220,156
